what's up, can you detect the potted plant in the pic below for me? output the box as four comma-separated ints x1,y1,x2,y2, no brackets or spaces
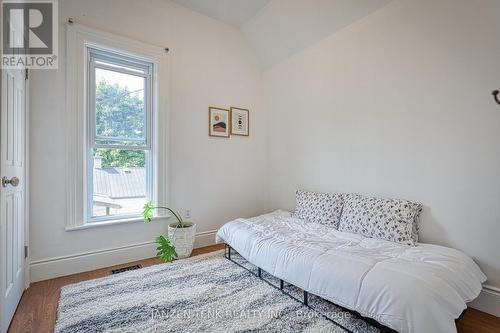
143,202,197,262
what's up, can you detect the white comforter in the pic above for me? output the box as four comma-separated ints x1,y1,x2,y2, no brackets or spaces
216,210,486,333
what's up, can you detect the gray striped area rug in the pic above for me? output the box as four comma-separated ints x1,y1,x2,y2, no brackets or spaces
55,251,378,333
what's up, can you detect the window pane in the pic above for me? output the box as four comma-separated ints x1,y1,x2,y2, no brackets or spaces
95,67,146,145
92,148,148,218
95,60,147,75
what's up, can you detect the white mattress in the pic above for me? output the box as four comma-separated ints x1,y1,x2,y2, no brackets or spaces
216,210,486,333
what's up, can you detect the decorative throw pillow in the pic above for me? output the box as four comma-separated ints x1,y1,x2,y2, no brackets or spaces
338,194,422,246
292,190,344,228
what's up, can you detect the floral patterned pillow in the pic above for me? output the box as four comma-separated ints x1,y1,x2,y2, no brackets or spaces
292,190,344,228
338,194,422,246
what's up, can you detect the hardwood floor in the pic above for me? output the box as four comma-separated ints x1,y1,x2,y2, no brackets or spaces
7,244,224,333
7,243,500,333
456,307,500,333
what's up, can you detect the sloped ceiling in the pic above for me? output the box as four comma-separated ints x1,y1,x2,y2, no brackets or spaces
242,0,393,68
172,0,271,27
173,0,393,68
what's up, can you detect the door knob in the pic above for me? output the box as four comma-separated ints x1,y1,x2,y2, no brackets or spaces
2,176,19,187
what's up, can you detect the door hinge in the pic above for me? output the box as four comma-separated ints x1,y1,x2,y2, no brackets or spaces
25,69,29,80
24,245,28,259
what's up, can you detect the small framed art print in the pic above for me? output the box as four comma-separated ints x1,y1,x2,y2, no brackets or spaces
230,107,249,136
208,107,230,137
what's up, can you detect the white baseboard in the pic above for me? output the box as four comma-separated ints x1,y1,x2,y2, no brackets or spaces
468,285,500,317
29,230,218,283
33,231,499,319
193,229,219,248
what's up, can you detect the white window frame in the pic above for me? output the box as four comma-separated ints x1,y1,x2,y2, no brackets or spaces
66,23,169,230
86,46,154,223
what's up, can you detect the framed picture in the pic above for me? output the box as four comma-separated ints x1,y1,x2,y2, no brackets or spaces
208,107,230,137
230,107,249,136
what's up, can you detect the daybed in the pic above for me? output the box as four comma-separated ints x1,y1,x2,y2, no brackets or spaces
216,191,486,333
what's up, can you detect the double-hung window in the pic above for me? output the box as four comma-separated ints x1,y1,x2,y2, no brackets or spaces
86,47,154,222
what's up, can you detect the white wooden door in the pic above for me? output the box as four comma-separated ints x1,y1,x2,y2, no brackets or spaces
0,68,26,333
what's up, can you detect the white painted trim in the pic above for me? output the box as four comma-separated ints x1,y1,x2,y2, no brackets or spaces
22,224,500,318
67,22,166,57
29,230,218,282
468,284,500,317
24,69,30,289
65,215,167,231
193,229,219,249
484,284,500,294
65,22,170,230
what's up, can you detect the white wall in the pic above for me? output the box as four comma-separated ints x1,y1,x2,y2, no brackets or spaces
29,0,500,316
264,0,500,302
29,0,266,280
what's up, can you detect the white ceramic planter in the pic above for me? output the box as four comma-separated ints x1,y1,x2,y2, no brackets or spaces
167,222,197,259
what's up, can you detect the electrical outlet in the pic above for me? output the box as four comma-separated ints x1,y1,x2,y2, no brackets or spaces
185,208,191,218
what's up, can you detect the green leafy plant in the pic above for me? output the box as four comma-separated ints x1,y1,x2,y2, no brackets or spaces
155,235,178,263
143,202,186,228
143,202,187,262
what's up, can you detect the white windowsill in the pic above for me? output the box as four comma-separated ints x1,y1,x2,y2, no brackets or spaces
65,215,169,231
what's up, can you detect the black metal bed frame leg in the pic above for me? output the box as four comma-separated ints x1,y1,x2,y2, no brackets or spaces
221,245,397,333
